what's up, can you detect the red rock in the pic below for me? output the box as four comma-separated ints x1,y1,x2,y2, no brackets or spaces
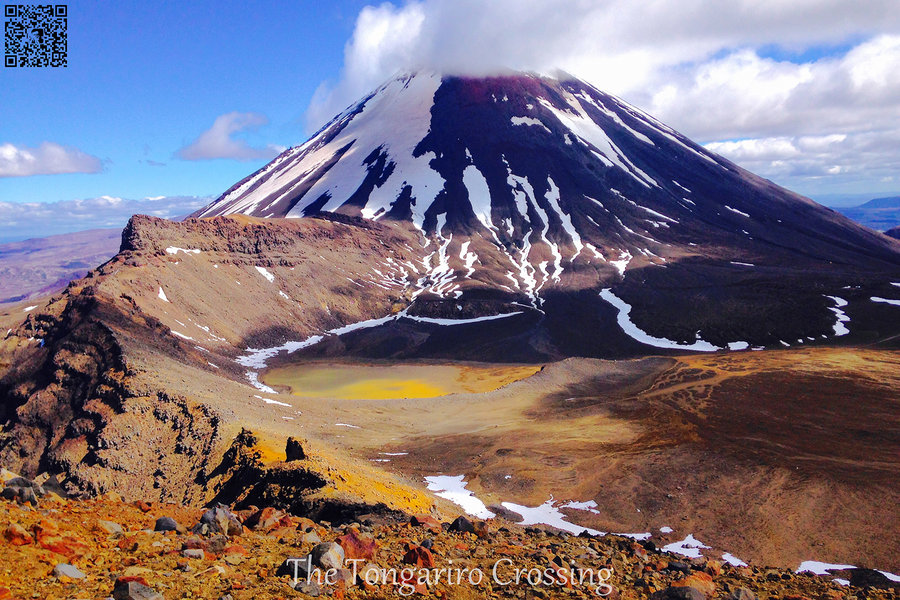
410,514,442,533
39,535,90,560
135,500,152,513
399,568,427,595
30,518,59,541
402,545,434,568
245,507,284,531
337,529,378,561
673,572,716,597
0,587,11,600
4,523,32,546
223,544,248,556
295,517,319,532
116,575,150,587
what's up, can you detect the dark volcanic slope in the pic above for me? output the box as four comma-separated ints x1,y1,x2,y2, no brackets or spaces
194,71,900,354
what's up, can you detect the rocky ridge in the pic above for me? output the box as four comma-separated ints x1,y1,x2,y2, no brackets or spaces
2,466,895,600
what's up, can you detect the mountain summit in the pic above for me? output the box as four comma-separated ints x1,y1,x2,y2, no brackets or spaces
195,71,900,354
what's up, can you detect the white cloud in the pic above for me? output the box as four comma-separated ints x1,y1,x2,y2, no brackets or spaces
0,195,210,243
177,112,285,161
0,142,103,177
307,0,900,196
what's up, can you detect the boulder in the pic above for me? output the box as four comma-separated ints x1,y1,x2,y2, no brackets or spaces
285,437,306,461
193,504,243,536
97,520,125,537
849,568,900,590
277,555,314,579
402,545,435,568
53,563,85,579
311,542,345,571
4,523,32,546
673,571,716,597
112,576,164,600
410,514,442,532
651,587,707,600
154,517,183,533
336,529,378,561
727,589,757,600
448,516,475,534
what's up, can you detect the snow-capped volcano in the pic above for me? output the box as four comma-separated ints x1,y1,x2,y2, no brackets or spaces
195,71,900,353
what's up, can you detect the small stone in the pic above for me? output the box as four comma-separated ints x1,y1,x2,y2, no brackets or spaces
727,589,757,600
311,542,345,571
295,580,321,596
154,517,182,533
182,548,205,559
420,538,433,550
97,520,124,537
301,531,322,544
134,500,152,512
53,563,85,579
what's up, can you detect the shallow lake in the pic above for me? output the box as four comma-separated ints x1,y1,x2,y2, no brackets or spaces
260,362,541,399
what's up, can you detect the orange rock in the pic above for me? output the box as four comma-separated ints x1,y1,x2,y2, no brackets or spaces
4,523,32,546
402,545,434,568
223,544,249,556
673,571,716,597
30,518,59,542
39,535,90,561
116,575,150,587
337,530,378,561
135,500,152,513
0,586,11,600
410,514,442,533
245,507,284,531
295,517,318,532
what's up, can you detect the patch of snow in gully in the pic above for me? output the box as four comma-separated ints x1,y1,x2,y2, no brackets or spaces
500,500,604,536
255,266,275,283
425,475,495,519
661,534,710,559
157,287,169,302
722,553,748,567
871,296,900,306
824,295,850,336
600,288,720,351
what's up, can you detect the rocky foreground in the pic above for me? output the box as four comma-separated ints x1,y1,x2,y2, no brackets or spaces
1,470,897,600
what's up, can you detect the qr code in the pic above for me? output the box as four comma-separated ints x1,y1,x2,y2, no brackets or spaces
4,4,67,67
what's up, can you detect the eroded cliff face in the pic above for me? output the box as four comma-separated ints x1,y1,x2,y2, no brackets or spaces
0,214,429,510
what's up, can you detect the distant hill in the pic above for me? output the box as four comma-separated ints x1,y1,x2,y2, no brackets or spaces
886,226,900,240
0,228,121,304
837,196,900,231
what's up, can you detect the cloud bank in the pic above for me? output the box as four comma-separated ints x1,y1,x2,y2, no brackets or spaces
177,112,285,161
308,0,900,195
0,195,209,244
0,142,103,177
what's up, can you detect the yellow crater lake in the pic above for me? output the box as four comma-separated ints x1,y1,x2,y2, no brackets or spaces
261,363,541,400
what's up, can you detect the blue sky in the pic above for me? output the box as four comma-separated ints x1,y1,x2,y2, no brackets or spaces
2,0,899,242
1,1,365,204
